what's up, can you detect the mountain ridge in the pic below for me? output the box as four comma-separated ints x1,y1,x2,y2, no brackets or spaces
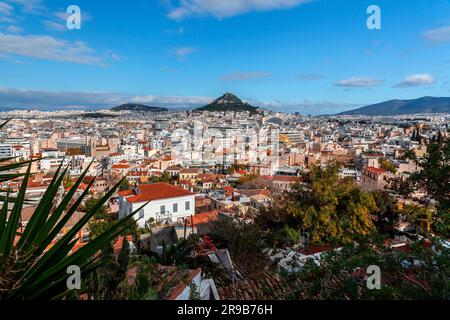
196,93,259,114
338,96,450,116
111,103,168,112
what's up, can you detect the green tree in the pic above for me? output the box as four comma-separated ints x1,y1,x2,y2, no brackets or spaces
84,239,157,300
258,164,376,244
86,196,138,240
284,237,449,300
118,178,131,191
378,158,397,174
371,190,400,234
406,138,450,237
63,175,74,189
210,215,267,275
151,172,171,183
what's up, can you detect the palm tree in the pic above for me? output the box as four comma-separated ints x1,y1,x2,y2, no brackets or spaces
0,119,145,300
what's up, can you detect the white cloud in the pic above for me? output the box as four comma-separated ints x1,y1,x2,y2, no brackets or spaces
0,33,106,65
5,0,45,14
54,10,92,22
0,88,125,109
171,47,197,60
422,26,450,43
44,11,92,32
335,77,381,88
164,26,185,35
395,74,436,88
0,1,13,15
43,20,67,32
131,95,212,105
0,88,213,110
168,0,313,19
6,25,21,33
221,71,271,81
0,87,360,115
255,99,360,115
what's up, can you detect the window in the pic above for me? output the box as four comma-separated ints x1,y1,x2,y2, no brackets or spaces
185,201,190,211
173,203,178,213
160,205,165,214
139,209,144,219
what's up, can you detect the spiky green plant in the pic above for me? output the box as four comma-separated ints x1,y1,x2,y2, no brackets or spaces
0,120,145,300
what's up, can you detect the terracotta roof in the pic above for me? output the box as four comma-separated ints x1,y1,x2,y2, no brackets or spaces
123,182,194,203
165,267,202,300
272,175,300,182
126,264,202,300
188,211,219,226
198,173,224,180
112,164,130,169
180,168,200,174
235,189,270,197
219,273,291,300
166,165,182,171
365,166,386,175
21,206,35,222
118,190,135,197
127,170,149,177
113,235,133,256
109,152,123,157
26,181,49,188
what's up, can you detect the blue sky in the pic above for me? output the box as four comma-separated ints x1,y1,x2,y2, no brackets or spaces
0,0,449,114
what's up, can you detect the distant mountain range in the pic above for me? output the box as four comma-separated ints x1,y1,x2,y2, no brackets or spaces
339,96,450,116
111,103,168,112
196,93,259,114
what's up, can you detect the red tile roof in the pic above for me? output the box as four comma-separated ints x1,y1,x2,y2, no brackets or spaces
112,164,130,169
188,211,219,226
365,166,386,175
122,182,194,203
272,175,300,182
165,267,202,300
127,171,149,177
118,190,135,197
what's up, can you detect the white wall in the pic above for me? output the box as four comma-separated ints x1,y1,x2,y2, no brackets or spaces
175,271,202,300
119,194,195,227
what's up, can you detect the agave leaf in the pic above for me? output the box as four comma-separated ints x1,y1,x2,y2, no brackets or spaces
33,159,95,250
14,179,136,295
14,178,96,287
0,192,8,236
0,192,10,272
0,174,26,182
0,162,31,259
36,251,110,300
0,157,42,173
0,156,20,163
17,161,67,249
0,118,11,129
39,204,140,281
37,176,96,253
23,210,139,299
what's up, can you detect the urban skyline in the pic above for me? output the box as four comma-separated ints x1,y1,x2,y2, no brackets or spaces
0,0,449,305
1,0,450,114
